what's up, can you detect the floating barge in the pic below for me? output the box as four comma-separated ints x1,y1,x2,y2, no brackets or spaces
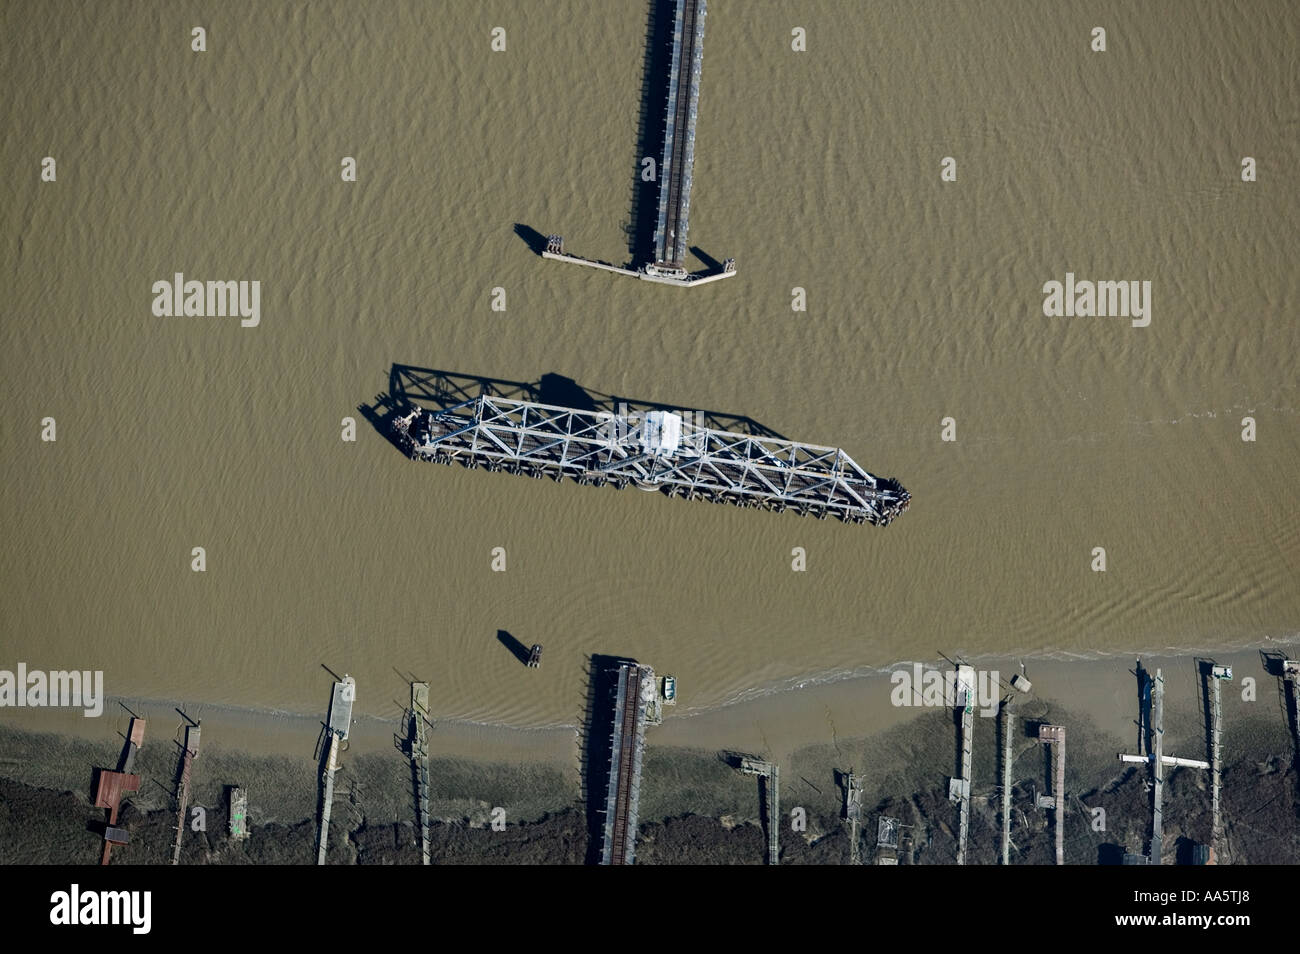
392,396,910,526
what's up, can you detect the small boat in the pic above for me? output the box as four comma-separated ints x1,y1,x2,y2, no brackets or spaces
662,674,677,703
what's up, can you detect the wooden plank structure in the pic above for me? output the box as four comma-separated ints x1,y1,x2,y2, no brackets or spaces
542,0,737,287
1035,724,1066,865
94,772,141,864
740,757,780,865
1152,667,1165,860
1206,662,1233,860
600,662,654,865
949,665,975,865
317,675,355,865
844,771,863,865
123,717,145,772
653,0,708,270
408,681,432,865
1282,659,1299,776
1000,698,1014,865
170,722,201,865
1118,664,1209,864
1284,658,1300,691
93,717,146,865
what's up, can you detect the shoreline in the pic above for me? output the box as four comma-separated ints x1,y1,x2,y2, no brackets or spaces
2,639,1297,864
2,638,1295,766
2,639,1294,785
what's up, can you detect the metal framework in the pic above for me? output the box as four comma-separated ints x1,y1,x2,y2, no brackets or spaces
392,393,910,526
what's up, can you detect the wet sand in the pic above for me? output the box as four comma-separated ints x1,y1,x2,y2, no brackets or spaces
4,641,1298,863
3,641,1294,822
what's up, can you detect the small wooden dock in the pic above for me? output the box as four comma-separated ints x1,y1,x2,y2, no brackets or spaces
1151,668,1165,861
1118,664,1210,864
94,716,146,865
317,675,355,865
844,771,863,865
1284,659,1300,770
949,665,975,865
1000,697,1014,864
1035,724,1066,865
741,757,780,865
409,681,432,865
171,722,201,865
1206,662,1232,859
600,663,653,865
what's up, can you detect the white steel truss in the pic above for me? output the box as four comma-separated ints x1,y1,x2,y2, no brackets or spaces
392,394,910,526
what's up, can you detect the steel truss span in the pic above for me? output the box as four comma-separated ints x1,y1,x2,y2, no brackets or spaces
392,394,910,527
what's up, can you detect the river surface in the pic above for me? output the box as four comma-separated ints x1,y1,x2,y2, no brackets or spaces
3,0,1297,732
